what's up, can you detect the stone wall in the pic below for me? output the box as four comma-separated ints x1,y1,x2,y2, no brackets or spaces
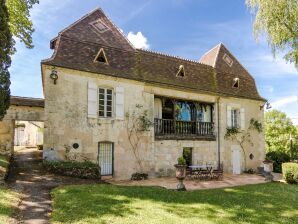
0,105,44,154
42,65,265,180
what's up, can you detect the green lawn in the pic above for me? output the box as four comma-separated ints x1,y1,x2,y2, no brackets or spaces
51,182,298,224
0,187,19,223
0,154,9,169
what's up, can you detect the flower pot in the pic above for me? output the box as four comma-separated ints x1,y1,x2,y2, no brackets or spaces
174,164,187,191
263,160,273,173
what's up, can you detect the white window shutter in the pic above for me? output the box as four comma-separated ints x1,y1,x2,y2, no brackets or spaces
227,106,232,128
154,98,162,119
115,86,124,120
88,81,97,118
240,108,245,130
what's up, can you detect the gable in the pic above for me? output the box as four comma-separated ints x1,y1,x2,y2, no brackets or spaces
56,8,134,51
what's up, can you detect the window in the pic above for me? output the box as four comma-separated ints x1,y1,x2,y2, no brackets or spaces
90,19,109,34
99,88,113,117
94,48,108,64
233,78,239,88
176,65,185,77
231,109,239,128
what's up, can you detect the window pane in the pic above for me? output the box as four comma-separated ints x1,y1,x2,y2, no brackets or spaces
107,105,112,112
99,88,104,94
99,105,104,110
107,94,112,100
99,111,104,117
106,100,112,106
107,89,112,95
99,100,105,105
107,112,112,117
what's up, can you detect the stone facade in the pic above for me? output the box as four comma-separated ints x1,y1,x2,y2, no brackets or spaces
42,65,265,180
0,105,44,154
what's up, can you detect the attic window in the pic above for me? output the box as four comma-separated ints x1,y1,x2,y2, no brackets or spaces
90,19,109,34
176,65,185,77
94,48,108,64
223,53,233,67
233,78,239,88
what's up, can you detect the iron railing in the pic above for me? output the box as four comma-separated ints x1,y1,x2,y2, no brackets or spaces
154,118,214,137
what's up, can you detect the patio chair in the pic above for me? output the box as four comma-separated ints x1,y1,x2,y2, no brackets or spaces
212,162,224,180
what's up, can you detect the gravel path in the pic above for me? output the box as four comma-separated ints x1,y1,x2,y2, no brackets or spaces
7,148,101,224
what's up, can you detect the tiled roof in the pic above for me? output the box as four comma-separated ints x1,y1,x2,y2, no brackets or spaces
10,96,45,107
42,8,265,102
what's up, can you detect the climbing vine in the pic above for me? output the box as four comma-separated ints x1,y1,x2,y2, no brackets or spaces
225,118,263,171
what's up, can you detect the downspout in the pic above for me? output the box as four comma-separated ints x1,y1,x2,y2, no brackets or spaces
217,97,221,169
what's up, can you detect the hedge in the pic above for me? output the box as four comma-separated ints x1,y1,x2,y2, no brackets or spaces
44,160,100,179
282,162,298,184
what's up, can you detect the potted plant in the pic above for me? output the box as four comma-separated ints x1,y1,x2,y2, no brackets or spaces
174,156,187,191
263,159,273,173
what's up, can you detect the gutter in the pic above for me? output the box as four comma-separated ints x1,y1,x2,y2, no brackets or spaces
217,97,221,169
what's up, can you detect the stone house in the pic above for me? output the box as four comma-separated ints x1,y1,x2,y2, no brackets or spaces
41,8,266,180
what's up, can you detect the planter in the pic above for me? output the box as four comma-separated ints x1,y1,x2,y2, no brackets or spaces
174,164,187,191
263,160,273,173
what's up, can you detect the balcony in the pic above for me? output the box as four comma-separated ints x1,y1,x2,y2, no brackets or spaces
154,118,215,140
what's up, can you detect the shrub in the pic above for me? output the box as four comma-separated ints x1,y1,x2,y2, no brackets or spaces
37,145,43,150
177,156,186,165
266,151,291,173
282,162,298,184
43,160,100,179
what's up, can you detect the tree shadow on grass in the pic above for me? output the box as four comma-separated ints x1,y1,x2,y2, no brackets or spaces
51,182,298,224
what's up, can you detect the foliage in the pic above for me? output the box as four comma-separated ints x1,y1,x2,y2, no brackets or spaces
225,118,262,171
37,144,43,150
51,183,298,224
177,156,186,166
43,160,100,179
246,0,298,68
264,110,297,154
131,172,148,181
126,104,153,172
0,1,12,120
282,162,298,184
0,187,20,223
266,151,291,173
6,0,39,49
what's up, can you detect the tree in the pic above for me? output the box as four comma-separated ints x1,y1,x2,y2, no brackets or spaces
6,0,39,48
264,110,296,153
0,0,13,120
246,0,298,68
0,0,38,120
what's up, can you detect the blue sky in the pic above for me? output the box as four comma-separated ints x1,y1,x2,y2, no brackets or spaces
9,0,298,124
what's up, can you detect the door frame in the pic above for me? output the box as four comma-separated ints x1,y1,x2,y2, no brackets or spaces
98,141,114,176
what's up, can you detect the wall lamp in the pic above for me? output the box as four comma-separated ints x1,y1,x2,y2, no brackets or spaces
260,102,272,110
50,67,58,84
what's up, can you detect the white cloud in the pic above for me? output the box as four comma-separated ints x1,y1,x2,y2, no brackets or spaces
271,96,298,108
127,31,149,49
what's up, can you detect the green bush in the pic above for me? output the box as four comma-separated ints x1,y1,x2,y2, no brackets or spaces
43,160,100,179
266,151,291,173
177,156,186,165
282,163,298,184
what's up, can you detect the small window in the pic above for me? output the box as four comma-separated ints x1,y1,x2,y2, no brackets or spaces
233,78,239,88
94,48,108,64
176,65,185,77
231,109,239,128
90,19,109,34
99,88,113,118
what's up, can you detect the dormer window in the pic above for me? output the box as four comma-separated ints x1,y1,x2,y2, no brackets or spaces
176,65,185,77
94,48,108,64
233,78,239,88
